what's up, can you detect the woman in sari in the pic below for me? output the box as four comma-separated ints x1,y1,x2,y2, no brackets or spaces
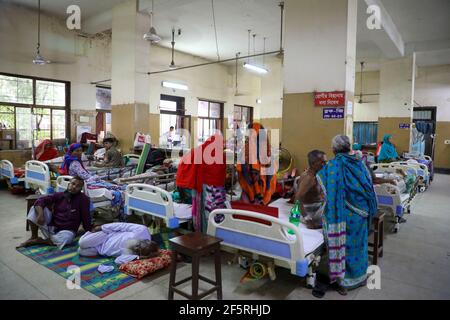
176,134,227,233
34,139,58,161
378,134,399,163
317,135,377,292
236,122,277,206
59,143,98,182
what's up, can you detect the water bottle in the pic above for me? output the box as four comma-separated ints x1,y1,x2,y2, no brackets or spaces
288,200,301,235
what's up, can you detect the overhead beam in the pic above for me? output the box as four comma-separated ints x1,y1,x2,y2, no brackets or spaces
364,0,405,58
405,39,450,55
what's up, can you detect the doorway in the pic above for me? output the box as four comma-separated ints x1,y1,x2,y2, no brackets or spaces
413,107,436,158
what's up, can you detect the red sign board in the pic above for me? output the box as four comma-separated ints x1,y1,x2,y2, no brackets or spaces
314,91,346,107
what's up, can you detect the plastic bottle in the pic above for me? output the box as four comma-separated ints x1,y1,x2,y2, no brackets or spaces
288,200,301,235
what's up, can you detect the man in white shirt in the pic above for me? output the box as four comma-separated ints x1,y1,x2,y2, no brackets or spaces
160,126,175,148
78,223,159,264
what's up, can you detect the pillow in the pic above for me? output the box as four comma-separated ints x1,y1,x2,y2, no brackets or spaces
119,249,172,279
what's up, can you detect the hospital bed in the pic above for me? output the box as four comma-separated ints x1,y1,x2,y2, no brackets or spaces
207,198,324,288
122,184,324,288
1,159,24,185
391,161,430,191
24,160,54,195
403,152,434,182
56,175,119,212
124,184,192,229
46,153,140,180
115,170,177,191
371,163,416,233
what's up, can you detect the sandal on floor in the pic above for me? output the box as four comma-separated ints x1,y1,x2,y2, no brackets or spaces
331,282,348,296
312,281,329,299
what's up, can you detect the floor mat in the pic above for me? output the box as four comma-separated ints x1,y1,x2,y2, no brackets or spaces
16,240,140,298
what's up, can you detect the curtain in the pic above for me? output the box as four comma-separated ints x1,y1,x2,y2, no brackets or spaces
353,122,378,145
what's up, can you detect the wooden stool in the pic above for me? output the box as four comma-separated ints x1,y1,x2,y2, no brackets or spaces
168,232,223,300
368,210,385,265
25,194,41,231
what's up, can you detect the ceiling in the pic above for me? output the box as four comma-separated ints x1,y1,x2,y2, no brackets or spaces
2,0,125,19
142,0,282,62
356,0,450,70
5,0,450,69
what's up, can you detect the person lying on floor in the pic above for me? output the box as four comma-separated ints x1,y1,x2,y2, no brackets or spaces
290,150,327,229
78,222,159,264
17,176,92,249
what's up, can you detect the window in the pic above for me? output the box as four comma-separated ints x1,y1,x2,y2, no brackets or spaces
159,95,190,148
233,105,253,129
0,73,70,150
353,122,378,145
96,86,111,138
0,75,32,104
197,100,223,144
95,86,111,110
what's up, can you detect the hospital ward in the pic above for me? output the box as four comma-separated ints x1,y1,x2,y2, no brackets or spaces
1,0,450,302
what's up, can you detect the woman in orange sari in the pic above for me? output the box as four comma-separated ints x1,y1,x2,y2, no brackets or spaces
236,122,278,206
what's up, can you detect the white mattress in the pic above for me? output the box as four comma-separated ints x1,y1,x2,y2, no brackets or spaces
173,203,193,220
85,187,114,200
269,198,324,256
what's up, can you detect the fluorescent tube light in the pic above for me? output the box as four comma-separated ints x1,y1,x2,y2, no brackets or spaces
162,81,188,90
243,62,268,74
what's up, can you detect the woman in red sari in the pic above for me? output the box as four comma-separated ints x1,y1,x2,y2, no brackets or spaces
176,134,227,232
34,139,58,161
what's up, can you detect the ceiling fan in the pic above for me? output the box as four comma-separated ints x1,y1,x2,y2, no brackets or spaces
33,0,50,65
143,0,162,43
169,28,182,69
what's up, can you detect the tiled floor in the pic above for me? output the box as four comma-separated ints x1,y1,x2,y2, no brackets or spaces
1,174,449,300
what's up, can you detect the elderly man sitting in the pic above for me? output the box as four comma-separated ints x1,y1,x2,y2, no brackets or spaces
78,222,159,264
291,150,327,229
17,176,92,249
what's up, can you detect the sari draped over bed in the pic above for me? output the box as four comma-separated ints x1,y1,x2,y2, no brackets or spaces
235,123,277,206
317,153,377,289
176,134,227,232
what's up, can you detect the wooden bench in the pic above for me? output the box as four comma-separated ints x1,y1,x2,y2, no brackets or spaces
368,210,385,265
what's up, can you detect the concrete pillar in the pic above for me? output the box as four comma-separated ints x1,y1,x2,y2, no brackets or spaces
111,0,150,153
378,55,416,154
282,0,357,169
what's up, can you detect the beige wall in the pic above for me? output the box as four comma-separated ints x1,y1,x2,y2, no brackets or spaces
354,71,380,122
378,117,411,155
282,93,345,171
0,150,32,167
111,103,149,153
260,118,283,132
435,122,450,169
414,64,450,169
